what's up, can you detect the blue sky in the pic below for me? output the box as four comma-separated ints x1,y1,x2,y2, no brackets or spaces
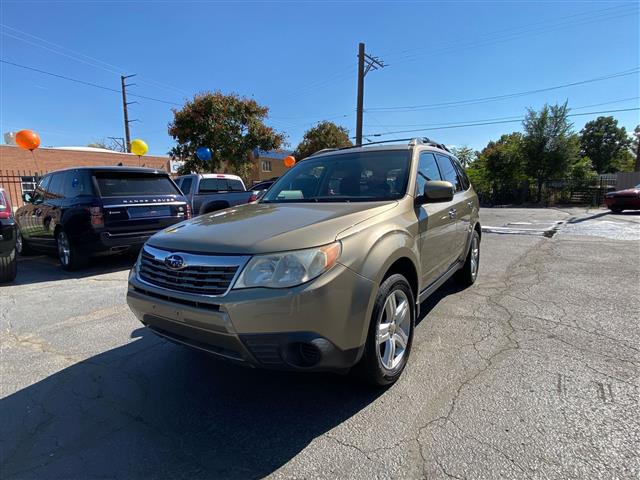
1,0,639,156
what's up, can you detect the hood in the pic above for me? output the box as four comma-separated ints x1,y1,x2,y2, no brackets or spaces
147,201,398,254
609,188,639,196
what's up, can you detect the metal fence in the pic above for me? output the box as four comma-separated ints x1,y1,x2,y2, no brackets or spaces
0,170,41,209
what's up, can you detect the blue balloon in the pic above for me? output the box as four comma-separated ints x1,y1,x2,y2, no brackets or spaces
196,146,212,161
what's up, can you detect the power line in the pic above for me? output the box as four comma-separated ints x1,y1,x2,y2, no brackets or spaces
0,23,189,95
361,107,640,138
363,97,640,129
366,68,639,112
0,59,182,106
378,4,634,61
383,5,638,67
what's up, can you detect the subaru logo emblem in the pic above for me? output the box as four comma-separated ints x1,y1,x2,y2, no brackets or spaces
165,254,186,270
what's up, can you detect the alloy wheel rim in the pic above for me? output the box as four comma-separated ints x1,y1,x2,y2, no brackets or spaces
376,289,410,371
57,232,71,266
470,235,479,278
16,230,22,254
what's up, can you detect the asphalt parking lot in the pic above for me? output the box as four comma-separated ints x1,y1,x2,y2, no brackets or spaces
1,207,639,479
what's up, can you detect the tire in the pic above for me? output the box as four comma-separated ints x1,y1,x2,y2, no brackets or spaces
0,249,17,283
358,273,416,387
56,229,88,271
455,229,480,287
610,207,623,214
15,228,35,256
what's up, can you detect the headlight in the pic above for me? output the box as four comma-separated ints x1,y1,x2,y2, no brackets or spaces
234,242,341,289
133,248,144,274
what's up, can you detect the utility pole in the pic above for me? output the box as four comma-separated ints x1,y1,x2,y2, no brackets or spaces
120,74,137,153
634,126,640,172
355,42,385,146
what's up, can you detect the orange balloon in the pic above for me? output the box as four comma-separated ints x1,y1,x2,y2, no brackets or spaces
15,130,41,151
284,155,296,168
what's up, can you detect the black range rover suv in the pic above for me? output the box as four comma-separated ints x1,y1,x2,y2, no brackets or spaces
15,167,190,270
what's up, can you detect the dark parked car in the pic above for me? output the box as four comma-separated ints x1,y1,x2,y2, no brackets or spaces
0,187,17,282
251,178,278,192
604,184,640,213
15,167,190,270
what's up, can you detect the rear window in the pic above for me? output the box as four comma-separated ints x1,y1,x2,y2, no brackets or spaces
94,172,179,197
198,178,245,193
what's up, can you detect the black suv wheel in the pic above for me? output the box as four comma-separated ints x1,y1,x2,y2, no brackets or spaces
56,230,87,271
15,228,35,256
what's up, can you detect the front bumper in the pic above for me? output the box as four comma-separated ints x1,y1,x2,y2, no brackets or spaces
126,262,375,371
605,196,640,210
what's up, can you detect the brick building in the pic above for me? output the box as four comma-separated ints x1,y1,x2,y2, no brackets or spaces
248,150,294,185
0,144,293,206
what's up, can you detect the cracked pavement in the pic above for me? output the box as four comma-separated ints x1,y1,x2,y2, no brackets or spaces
1,208,639,479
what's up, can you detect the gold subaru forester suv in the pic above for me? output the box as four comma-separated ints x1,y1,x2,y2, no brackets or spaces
127,138,481,385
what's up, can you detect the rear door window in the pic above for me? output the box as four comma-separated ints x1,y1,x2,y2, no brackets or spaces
435,154,462,192
94,172,180,197
63,170,92,198
47,173,65,200
452,158,470,190
198,178,244,193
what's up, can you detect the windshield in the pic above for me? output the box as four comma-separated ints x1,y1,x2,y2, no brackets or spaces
94,172,180,197
262,150,411,203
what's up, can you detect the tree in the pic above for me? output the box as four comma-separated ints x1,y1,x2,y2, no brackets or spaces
168,92,285,176
87,138,125,152
294,121,352,160
579,116,631,174
522,103,579,202
477,132,526,202
568,156,597,189
450,145,476,167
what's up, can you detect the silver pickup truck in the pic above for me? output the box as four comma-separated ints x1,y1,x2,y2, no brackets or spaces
175,173,258,216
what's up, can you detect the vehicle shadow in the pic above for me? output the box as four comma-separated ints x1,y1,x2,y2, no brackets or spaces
12,254,135,286
0,327,384,479
416,277,465,326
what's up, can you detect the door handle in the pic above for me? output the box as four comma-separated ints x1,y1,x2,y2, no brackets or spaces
448,208,457,219
467,201,474,208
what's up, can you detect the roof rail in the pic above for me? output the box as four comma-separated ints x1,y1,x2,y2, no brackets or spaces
308,148,339,157
409,137,451,153
307,137,451,157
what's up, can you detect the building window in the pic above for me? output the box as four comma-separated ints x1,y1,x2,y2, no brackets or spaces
261,160,272,172
21,176,38,195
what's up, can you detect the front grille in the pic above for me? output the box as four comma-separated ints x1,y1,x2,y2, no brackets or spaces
138,246,247,296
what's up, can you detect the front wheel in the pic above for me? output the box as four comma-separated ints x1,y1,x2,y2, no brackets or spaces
56,230,87,271
609,207,623,214
455,229,480,287
358,274,415,386
15,228,35,256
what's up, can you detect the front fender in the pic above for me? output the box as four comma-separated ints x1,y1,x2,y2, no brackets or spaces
338,226,420,346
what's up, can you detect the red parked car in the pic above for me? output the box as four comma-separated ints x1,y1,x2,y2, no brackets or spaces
604,183,640,213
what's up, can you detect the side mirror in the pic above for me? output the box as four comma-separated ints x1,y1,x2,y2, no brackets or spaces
417,180,455,204
22,192,33,203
